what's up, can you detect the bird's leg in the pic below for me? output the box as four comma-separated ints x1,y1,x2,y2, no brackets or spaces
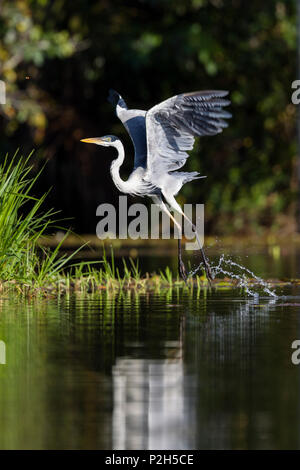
151,195,187,282
164,208,188,282
162,193,214,283
178,238,187,282
182,213,214,283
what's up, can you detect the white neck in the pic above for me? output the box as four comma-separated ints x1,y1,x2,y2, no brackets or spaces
110,140,129,193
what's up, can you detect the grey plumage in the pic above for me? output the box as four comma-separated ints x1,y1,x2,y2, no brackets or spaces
107,89,231,197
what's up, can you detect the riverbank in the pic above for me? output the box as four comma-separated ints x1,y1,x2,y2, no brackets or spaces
0,270,295,297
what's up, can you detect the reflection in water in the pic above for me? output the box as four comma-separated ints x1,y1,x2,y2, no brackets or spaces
0,288,299,449
112,335,194,449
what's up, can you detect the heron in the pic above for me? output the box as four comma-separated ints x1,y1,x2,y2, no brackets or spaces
81,89,231,281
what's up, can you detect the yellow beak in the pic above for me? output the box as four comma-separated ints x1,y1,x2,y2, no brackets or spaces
80,137,101,144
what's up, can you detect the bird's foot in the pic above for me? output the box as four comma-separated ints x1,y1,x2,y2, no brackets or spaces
179,259,187,283
200,248,214,284
204,263,214,283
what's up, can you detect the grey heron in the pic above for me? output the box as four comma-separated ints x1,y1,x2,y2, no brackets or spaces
81,89,231,281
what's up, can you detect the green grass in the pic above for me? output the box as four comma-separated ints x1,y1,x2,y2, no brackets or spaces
0,154,84,286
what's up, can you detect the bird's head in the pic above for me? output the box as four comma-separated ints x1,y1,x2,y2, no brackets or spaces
80,135,118,147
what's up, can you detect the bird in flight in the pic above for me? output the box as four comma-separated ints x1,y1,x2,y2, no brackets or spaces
81,89,231,281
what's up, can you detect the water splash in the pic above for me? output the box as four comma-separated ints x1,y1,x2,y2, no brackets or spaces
189,254,277,298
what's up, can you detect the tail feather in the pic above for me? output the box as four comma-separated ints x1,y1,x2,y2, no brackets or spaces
180,171,206,183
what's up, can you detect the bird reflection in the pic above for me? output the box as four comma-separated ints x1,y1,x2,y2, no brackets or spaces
112,333,195,449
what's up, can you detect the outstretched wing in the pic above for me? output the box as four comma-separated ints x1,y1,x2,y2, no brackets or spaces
108,89,147,169
144,90,231,181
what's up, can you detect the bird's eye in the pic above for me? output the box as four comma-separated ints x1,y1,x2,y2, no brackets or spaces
106,137,111,142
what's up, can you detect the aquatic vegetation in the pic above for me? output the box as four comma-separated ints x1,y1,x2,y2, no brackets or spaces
0,242,287,297
0,154,83,287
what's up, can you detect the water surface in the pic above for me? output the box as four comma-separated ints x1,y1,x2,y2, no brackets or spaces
0,282,299,449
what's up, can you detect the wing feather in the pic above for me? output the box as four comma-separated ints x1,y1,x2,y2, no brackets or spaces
145,90,231,182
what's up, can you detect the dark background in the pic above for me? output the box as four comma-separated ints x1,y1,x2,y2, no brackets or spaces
0,0,297,235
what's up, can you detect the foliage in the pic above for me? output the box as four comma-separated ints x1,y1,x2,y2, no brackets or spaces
0,0,80,142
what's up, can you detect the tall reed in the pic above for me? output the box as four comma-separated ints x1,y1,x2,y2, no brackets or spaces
0,154,80,284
